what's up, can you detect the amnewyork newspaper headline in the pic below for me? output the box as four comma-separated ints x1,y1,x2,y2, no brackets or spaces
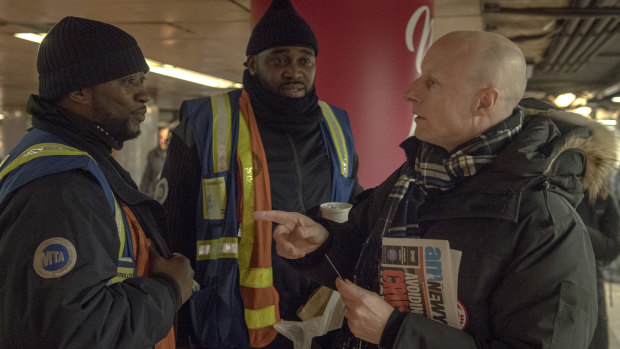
380,237,462,329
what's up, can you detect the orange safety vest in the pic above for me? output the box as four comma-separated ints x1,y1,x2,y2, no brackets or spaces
122,204,176,349
237,91,281,346
183,88,355,348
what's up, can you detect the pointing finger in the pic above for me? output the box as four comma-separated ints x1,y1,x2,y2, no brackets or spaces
253,210,303,231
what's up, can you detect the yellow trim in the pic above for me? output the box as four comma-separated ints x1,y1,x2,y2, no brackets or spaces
241,267,273,288
196,237,239,261
0,143,90,181
245,305,277,330
211,94,232,173
1,141,132,286
237,112,255,284
113,198,126,260
110,266,135,284
318,101,349,177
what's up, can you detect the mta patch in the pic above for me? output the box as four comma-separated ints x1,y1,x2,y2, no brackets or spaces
155,177,169,204
33,237,77,278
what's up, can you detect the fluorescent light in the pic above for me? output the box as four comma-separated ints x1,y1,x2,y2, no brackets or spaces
145,59,242,89
14,33,45,43
0,114,5,120
598,119,617,126
612,96,620,103
555,93,576,108
14,33,242,89
573,106,592,117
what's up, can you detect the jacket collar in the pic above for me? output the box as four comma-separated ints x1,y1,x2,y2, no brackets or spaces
27,94,122,154
27,94,152,206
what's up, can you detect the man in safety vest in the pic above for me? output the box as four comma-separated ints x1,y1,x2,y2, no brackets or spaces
0,16,194,348
159,0,362,348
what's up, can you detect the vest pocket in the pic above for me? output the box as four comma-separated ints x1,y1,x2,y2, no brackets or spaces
189,283,249,347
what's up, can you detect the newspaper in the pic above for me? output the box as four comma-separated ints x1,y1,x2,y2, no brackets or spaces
380,237,462,329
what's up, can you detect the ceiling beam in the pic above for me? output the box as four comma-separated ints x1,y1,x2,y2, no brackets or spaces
484,4,620,18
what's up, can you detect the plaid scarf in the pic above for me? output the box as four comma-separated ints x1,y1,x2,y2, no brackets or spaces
340,108,523,349
387,108,524,237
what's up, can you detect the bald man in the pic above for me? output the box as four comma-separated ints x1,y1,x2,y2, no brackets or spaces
253,31,605,348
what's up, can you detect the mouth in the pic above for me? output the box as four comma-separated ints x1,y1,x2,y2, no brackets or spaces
279,83,306,97
132,107,147,121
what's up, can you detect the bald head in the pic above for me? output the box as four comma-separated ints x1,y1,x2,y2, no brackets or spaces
435,31,527,116
403,31,527,151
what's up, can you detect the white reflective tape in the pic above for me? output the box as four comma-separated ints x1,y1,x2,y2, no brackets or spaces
213,94,231,172
197,239,239,260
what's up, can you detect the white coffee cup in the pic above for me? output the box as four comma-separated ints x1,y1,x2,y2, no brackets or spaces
320,202,352,223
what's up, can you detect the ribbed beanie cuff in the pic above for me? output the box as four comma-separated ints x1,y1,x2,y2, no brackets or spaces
37,16,149,101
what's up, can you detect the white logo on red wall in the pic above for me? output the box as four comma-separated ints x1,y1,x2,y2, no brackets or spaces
405,5,433,76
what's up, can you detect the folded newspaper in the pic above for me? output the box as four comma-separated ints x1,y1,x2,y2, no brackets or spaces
380,237,462,329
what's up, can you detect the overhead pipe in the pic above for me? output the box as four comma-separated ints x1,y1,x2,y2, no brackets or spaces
572,19,620,73
561,0,620,72
484,3,620,17
553,18,596,73
537,0,592,72
565,16,613,67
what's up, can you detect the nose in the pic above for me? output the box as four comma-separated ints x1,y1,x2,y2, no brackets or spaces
137,81,150,104
283,63,302,80
403,80,419,103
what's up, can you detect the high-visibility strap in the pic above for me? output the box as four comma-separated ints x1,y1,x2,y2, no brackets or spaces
212,94,233,173
245,305,277,330
318,101,350,178
196,237,239,260
0,141,134,285
0,143,90,181
113,197,126,260
243,267,273,289
237,112,255,285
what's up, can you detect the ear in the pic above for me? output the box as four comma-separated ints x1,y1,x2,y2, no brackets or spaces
66,88,93,105
472,86,499,116
246,55,257,76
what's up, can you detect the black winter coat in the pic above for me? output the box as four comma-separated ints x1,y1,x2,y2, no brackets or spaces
0,96,181,348
576,192,620,349
295,101,608,349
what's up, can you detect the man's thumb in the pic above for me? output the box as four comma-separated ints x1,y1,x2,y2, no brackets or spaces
148,243,164,261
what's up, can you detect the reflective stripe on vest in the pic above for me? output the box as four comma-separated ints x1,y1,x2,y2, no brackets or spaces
318,101,350,177
0,138,135,284
108,196,135,284
0,143,90,180
195,97,278,334
212,94,233,173
237,112,277,329
196,237,238,260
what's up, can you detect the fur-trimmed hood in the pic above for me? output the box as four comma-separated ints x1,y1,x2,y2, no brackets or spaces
519,98,619,202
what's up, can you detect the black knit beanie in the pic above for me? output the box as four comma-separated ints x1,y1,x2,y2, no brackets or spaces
37,16,150,101
246,0,318,56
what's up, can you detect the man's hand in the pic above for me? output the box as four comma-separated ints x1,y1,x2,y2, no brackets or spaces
336,278,394,344
252,210,329,259
148,244,194,303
